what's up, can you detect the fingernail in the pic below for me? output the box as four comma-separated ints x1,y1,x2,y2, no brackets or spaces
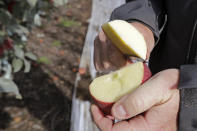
115,105,127,118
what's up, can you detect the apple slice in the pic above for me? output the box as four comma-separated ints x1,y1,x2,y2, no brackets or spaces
102,20,147,60
89,62,151,114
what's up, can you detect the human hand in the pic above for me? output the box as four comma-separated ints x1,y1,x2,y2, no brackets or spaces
91,69,180,131
94,22,155,73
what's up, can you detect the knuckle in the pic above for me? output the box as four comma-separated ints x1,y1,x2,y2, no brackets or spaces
99,31,107,43
130,96,145,115
103,62,111,69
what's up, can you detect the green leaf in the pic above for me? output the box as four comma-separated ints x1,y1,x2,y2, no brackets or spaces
53,0,68,7
0,1,4,5
27,0,38,8
8,25,29,36
37,56,51,65
25,52,37,61
60,19,81,27
24,59,31,73
0,77,22,99
14,45,24,59
0,9,14,25
0,31,5,36
12,59,23,73
19,26,29,35
52,40,62,46
0,36,4,44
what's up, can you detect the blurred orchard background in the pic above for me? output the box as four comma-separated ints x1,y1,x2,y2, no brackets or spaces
0,0,91,130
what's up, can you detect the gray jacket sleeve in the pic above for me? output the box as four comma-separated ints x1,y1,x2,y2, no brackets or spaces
110,0,166,40
178,65,197,131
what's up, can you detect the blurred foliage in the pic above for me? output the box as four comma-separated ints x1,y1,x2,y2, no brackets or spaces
0,0,67,99
37,56,51,65
52,40,62,47
60,18,81,27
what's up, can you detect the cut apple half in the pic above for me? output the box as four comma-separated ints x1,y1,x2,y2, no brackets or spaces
89,62,151,114
102,20,147,60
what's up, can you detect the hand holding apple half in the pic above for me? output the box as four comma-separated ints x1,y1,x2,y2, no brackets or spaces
90,20,152,115
90,62,151,115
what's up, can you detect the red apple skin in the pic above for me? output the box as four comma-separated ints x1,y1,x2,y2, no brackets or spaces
142,63,152,83
90,63,152,115
91,94,114,115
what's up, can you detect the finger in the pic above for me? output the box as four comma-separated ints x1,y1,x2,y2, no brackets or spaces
94,31,113,72
94,36,103,71
94,31,126,72
91,105,113,131
112,113,162,131
107,38,127,69
111,115,150,131
100,30,127,71
99,30,122,71
106,115,115,120
144,89,179,131
122,90,179,131
112,69,179,120
111,121,133,131
99,30,107,43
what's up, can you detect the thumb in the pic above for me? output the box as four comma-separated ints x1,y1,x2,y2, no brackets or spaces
111,69,179,120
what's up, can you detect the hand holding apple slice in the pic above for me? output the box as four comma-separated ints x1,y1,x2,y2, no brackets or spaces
89,62,151,115
102,20,148,60
90,20,153,115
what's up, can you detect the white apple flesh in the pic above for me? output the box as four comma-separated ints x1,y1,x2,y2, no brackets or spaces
102,20,147,60
89,62,151,114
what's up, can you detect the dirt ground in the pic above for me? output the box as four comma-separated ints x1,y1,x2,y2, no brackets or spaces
0,0,92,130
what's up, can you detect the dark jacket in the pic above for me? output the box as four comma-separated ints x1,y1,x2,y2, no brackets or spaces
110,0,197,130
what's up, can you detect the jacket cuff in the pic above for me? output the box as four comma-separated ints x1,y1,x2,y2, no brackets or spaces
110,0,160,39
178,64,197,131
